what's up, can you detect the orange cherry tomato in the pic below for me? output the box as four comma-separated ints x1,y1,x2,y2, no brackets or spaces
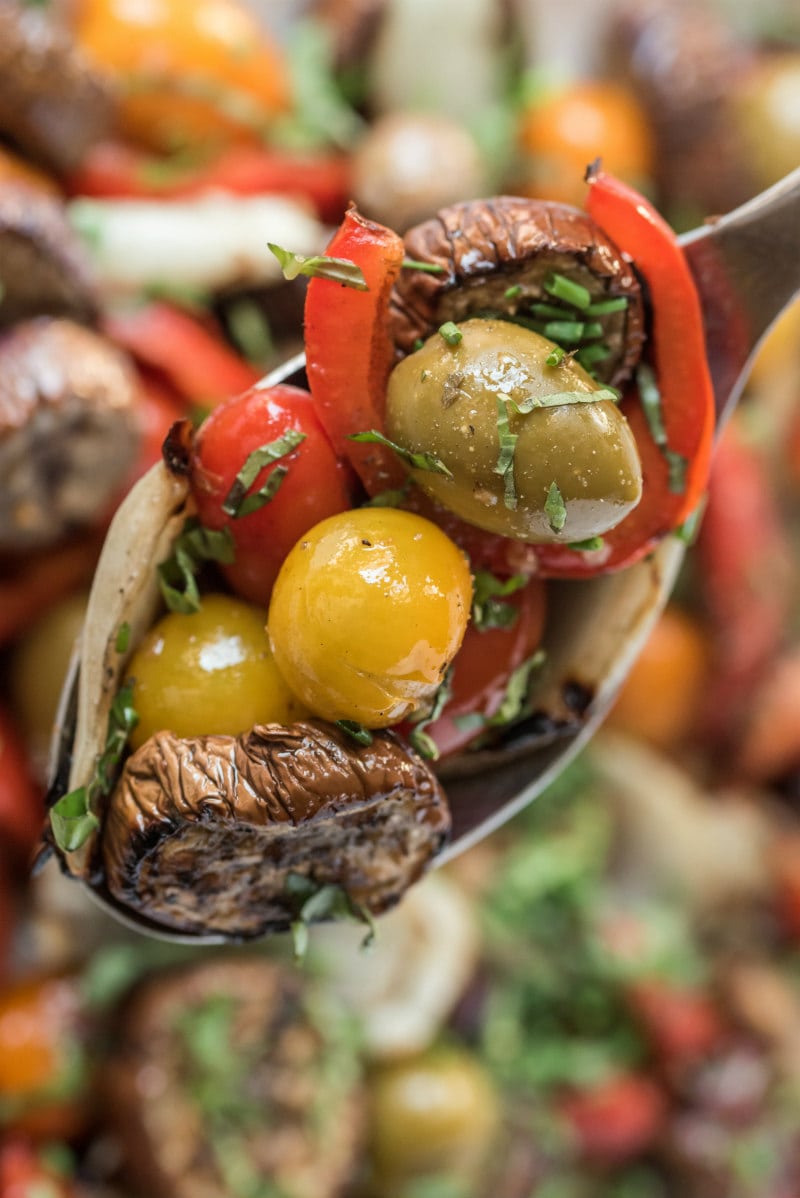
516,81,655,207
75,0,291,153
0,973,90,1141
606,605,710,752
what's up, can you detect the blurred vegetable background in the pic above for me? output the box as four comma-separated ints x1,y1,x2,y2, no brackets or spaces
0,0,799,1194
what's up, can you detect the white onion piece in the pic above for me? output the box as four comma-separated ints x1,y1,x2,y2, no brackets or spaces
592,730,775,911
369,0,505,125
67,193,329,298
311,871,479,1060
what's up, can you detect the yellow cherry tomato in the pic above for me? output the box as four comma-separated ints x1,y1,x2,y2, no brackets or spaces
267,508,472,728
368,1048,499,1184
75,0,291,153
127,593,307,749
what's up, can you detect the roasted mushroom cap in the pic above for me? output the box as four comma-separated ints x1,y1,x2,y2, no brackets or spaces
0,317,140,552
390,196,645,388
0,183,97,330
103,955,364,1198
101,720,451,938
0,1,116,174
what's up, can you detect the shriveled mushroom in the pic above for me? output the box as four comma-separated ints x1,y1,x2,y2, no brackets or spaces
0,182,97,330
0,317,140,552
103,955,365,1198
389,196,645,388
101,720,451,937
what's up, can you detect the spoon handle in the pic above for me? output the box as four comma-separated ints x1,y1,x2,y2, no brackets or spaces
680,167,800,426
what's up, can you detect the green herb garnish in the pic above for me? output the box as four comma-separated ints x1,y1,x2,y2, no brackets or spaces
225,298,275,365
637,363,688,493
494,398,519,510
222,430,306,518
539,320,586,344
438,321,463,346
50,681,138,853
158,520,236,614
544,273,592,311
335,720,373,746
403,258,446,274
545,345,566,367
585,296,628,315
285,872,376,962
567,536,605,552
350,430,453,477
504,284,522,300
472,572,527,631
408,669,454,761
268,243,368,289
115,622,131,654
544,481,567,533
488,650,546,727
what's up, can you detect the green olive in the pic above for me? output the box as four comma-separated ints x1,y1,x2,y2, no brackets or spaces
385,318,642,544
367,1048,499,1187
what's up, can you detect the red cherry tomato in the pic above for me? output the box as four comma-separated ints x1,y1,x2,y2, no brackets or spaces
425,578,547,758
190,384,357,605
559,1072,666,1165
0,1141,78,1198
0,706,44,870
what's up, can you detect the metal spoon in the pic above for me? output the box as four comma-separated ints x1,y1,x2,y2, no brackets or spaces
46,169,800,938
264,168,800,861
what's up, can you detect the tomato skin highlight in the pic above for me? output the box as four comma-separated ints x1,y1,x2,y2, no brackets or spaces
190,384,356,605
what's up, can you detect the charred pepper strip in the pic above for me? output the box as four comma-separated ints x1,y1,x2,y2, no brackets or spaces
304,205,407,495
535,168,715,576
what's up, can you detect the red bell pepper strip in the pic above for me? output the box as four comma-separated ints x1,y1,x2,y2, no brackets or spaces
103,302,260,410
535,168,716,577
68,141,352,224
304,205,408,495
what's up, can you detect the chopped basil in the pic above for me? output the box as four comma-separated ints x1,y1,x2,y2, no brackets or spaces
115,622,131,654
335,720,373,746
50,681,139,853
438,321,463,346
507,388,617,415
158,520,236,614
268,243,368,289
504,284,522,300
545,273,592,311
567,536,605,552
222,430,306,518
545,345,566,367
488,650,546,727
350,430,453,477
285,872,376,962
472,571,527,631
362,480,413,508
637,363,688,494
49,788,99,855
402,258,445,274
494,398,519,510
407,669,454,761
544,481,567,533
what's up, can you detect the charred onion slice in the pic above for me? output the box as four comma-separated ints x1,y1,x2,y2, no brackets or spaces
103,956,364,1198
101,719,451,937
389,196,645,388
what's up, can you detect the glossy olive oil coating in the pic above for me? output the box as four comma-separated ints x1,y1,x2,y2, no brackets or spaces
386,319,642,544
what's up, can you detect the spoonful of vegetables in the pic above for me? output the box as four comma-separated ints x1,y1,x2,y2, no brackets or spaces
44,166,800,943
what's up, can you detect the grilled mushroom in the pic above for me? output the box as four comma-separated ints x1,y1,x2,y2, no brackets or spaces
101,720,450,938
389,196,645,388
0,1,116,175
103,956,364,1198
0,317,140,552
0,182,97,329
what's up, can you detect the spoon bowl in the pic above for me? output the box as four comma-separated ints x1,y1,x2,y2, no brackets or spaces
44,170,800,941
